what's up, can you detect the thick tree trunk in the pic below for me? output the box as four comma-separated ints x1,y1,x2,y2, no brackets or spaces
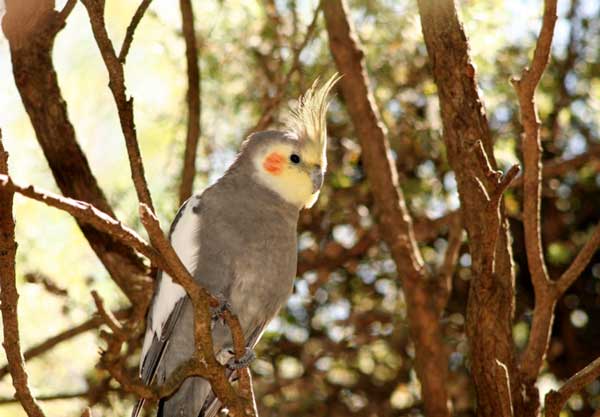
416,0,529,415
323,2,451,416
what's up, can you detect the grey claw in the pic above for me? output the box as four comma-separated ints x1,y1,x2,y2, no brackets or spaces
211,293,231,324
226,348,255,370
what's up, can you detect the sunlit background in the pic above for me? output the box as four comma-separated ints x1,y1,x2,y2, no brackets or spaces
1,0,599,415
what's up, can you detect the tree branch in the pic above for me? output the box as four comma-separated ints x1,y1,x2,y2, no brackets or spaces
81,0,155,212
508,0,595,390
0,388,117,404
416,0,519,414
323,2,450,416
545,356,600,417
0,310,129,381
0,174,162,268
555,223,600,295
178,0,202,205
56,0,77,24
511,0,557,302
23,272,68,297
3,0,151,307
435,215,463,312
118,0,153,63
0,131,46,417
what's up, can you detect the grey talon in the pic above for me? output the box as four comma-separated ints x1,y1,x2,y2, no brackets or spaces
211,293,231,324
226,348,256,370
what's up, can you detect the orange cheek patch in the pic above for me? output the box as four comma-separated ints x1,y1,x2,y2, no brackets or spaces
263,152,285,175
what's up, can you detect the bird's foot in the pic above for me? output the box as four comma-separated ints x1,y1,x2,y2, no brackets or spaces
211,293,231,325
226,348,256,370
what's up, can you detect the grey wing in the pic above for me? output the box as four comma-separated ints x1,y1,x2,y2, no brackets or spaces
131,199,197,417
131,290,186,417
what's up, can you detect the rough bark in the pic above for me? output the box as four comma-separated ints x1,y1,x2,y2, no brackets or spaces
0,133,46,417
2,0,151,306
511,4,600,416
416,1,520,415
178,0,202,205
323,2,451,416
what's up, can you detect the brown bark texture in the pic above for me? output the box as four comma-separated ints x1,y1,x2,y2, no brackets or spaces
0,133,46,417
323,2,450,416
416,0,521,415
2,0,152,307
178,0,202,205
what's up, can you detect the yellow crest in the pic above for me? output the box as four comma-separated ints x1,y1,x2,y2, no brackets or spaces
284,74,341,163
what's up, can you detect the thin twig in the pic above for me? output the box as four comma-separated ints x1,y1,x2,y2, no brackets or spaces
57,0,78,24
0,131,46,417
91,291,127,340
0,310,129,381
81,0,155,212
510,144,600,188
178,0,202,205
0,390,116,404
555,224,600,295
23,272,68,297
545,356,600,417
435,216,463,312
118,0,153,63
247,0,322,135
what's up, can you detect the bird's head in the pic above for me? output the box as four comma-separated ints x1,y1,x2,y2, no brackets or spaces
244,75,339,209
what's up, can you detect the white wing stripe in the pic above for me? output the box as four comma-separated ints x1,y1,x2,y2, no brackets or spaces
140,201,200,360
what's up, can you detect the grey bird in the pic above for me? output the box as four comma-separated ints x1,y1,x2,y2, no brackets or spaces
131,75,338,417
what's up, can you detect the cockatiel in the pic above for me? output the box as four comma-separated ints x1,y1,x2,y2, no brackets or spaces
132,75,339,417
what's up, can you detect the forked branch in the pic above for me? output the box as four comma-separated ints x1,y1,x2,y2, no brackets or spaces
512,0,600,386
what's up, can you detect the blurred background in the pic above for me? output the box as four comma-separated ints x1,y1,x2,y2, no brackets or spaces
0,0,599,415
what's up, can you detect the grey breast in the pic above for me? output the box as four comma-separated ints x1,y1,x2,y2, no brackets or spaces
199,171,300,339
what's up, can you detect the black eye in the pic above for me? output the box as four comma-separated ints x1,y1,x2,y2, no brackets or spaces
290,154,301,164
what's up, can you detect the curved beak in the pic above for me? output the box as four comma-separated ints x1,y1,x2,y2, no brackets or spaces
310,169,324,194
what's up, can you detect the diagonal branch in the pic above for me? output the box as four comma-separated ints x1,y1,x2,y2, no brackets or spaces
57,0,77,23
0,174,162,268
555,224,600,295
81,0,155,212
178,0,202,205
118,0,153,63
0,132,46,417
545,356,600,417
